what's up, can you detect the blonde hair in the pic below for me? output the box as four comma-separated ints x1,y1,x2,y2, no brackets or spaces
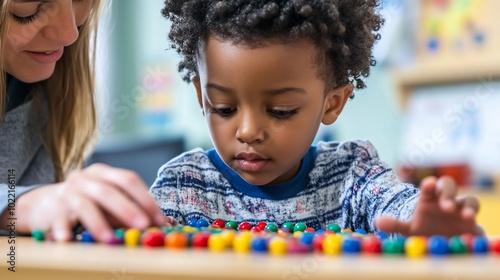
1,0,103,181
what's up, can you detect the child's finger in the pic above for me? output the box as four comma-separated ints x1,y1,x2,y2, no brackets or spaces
457,196,480,221
375,216,410,236
436,176,458,212
418,176,438,202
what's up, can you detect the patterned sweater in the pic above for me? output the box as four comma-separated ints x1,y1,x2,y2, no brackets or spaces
150,140,419,232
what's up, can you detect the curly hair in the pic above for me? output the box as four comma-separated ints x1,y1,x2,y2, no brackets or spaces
162,0,383,90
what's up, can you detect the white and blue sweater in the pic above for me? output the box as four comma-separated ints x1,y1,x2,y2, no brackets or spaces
150,140,419,232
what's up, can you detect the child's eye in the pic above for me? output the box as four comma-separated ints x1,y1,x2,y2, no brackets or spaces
268,108,298,120
210,107,237,117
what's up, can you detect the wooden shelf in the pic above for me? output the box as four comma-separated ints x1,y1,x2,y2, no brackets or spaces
393,53,500,109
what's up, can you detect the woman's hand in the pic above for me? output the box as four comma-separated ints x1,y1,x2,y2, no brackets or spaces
375,176,484,237
13,163,176,242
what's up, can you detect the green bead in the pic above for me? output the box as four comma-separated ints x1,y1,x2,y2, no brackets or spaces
264,223,278,232
448,236,467,254
225,221,238,230
293,222,307,233
281,222,295,232
32,230,45,241
160,226,174,234
382,238,405,254
114,228,125,239
173,225,184,231
327,224,341,233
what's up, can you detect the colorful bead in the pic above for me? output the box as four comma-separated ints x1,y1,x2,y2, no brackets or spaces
238,222,252,231
251,237,268,252
269,237,287,256
225,221,238,230
448,236,466,254
233,232,252,253
264,223,278,232
472,236,489,254
142,230,164,247
81,230,95,243
326,224,341,233
196,219,209,228
220,230,236,247
256,222,268,231
124,228,141,247
191,232,210,248
304,227,315,233
32,230,45,241
250,226,262,233
293,222,307,233
490,238,500,254
376,231,389,240
342,237,361,254
382,238,405,255
312,234,325,252
322,234,342,255
362,236,381,254
428,236,448,256
405,236,426,258
354,229,367,235
187,219,198,227
281,222,294,232
287,238,312,254
114,228,125,240
165,232,188,248
212,219,225,229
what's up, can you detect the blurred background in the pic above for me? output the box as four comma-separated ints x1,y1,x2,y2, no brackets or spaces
85,0,500,233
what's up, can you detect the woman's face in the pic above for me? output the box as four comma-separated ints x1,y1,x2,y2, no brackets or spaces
4,0,93,83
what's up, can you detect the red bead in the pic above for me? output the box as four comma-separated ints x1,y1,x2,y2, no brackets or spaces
304,227,315,233
212,219,226,229
256,222,267,231
192,232,211,248
362,236,381,254
460,233,474,252
238,222,252,231
142,231,165,247
250,226,262,233
491,238,500,254
312,234,325,252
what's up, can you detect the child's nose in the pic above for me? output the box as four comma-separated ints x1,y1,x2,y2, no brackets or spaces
236,113,266,144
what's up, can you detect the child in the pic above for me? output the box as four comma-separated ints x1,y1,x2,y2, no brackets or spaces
151,0,482,236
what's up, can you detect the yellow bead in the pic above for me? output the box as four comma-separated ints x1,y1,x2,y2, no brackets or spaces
220,230,236,247
405,236,427,258
233,234,252,253
208,234,226,252
293,231,303,238
268,237,287,256
182,226,198,233
323,234,342,255
124,228,141,247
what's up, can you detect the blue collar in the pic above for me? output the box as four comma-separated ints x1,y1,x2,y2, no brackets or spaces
206,146,316,200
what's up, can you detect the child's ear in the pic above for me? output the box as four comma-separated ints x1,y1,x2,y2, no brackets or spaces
321,83,354,125
192,76,203,109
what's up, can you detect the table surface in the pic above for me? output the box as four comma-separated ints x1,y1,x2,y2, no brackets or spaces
1,237,499,280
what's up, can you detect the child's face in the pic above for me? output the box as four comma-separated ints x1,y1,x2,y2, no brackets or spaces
194,37,352,186
4,0,92,83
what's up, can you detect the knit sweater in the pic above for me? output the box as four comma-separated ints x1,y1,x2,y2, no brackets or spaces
150,140,419,231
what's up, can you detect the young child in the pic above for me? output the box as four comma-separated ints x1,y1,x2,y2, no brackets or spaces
151,0,482,237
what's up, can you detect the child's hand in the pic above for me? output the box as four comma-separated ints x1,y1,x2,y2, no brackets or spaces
375,176,484,237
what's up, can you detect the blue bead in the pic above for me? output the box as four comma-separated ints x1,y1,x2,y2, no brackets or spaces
299,232,314,245
472,236,489,254
342,237,361,254
428,236,449,255
315,229,325,234
187,219,198,227
81,230,94,243
196,218,209,228
376,231,389,240
251,237,268,252
354,228,367,235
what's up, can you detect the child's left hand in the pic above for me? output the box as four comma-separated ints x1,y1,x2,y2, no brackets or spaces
375,176,484,237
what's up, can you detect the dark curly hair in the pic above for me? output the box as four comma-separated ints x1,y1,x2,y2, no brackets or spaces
162,0,383,90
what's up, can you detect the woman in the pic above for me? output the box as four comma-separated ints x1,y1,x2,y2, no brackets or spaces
0,0,170,242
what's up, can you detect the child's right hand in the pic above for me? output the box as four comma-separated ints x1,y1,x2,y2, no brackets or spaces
9,163,175,242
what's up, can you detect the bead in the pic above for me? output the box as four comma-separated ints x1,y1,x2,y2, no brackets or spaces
342,229,353,233
32,230,45,241
277,228,290,237
212,219,225,229
264,223,278,232
268,237,287,256
124,228,141,247
256,222,268,231
220,230,236,247
114,228,125,239
293,231,303,238
182,226,198,233
490,238,500,254
225,221,238,230
142,230,164,247
428,236,448,256
322,234,342,255
312,234,325,252
250,226,262,233
342,237,361,254
238,222,252,231
472,236,489,254
208,234,226,252
382,238,405,255
315,229,325,234
187,219,198,227
448,236,466,254
251,237,268,252
376,231,389,240
106,236,123,245
165,232,188,248
81,230,95,243
287,238,312,254
326,224,341,233
299,232,315,246
191,232,211,248
233,233,252,253
354,228,367,235
293,222,307,233
362,236,381,254
196,218,209,228
304,227,315,233
405,236,426,258
460,233,474,251
281,222,294,232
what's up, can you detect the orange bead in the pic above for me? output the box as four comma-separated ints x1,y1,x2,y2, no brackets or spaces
165,232,188,249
